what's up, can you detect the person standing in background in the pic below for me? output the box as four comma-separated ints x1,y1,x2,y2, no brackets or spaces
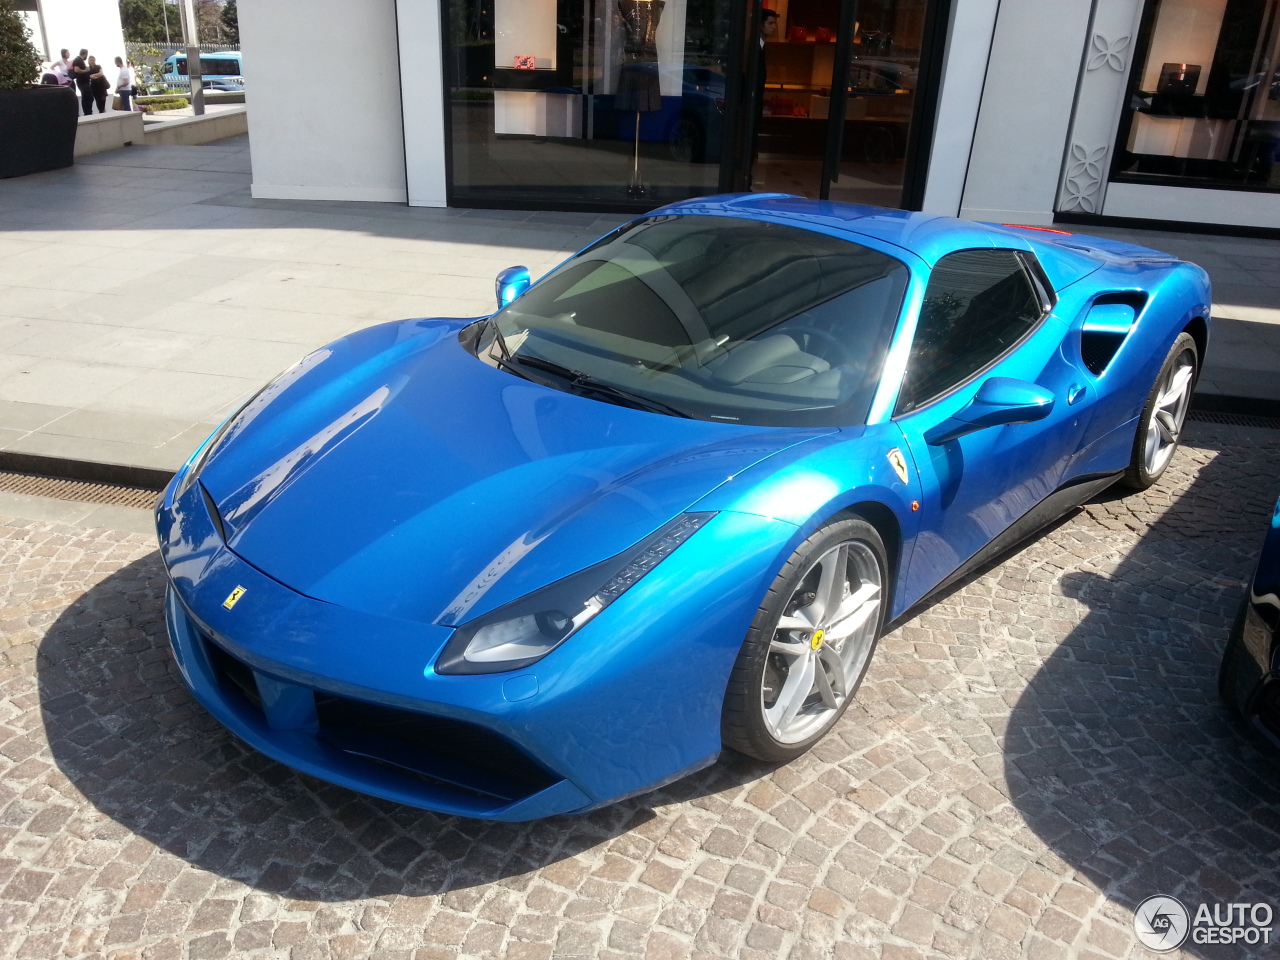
87,56,110,114
53,49,73,85
115,57,135,111
748,8,779,188
71,48,92,115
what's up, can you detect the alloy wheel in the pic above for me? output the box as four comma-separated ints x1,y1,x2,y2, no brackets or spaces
761,540,882,744
1144,348,1195,476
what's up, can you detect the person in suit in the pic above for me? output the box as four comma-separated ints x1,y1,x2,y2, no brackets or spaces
748,9,779,187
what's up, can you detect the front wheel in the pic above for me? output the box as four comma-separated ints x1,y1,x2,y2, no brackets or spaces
722,518,887,762
1120,331,1198,490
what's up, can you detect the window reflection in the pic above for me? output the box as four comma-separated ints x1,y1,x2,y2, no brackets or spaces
443,0,734,207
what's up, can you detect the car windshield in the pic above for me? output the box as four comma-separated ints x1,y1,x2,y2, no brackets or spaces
477,214,909,427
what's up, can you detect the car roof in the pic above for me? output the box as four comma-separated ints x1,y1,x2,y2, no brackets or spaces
653,194,1103,290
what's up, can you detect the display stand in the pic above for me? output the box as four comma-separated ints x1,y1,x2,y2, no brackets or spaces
616,0,665,199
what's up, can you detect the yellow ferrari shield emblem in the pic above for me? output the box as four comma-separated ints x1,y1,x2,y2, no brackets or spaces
223,586,247,610
810,629,826,650
887,448,910,484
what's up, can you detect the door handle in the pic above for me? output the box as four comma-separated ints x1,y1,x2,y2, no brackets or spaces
1068,383,1087,405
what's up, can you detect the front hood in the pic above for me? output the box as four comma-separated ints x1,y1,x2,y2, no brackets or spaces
199,319,828,625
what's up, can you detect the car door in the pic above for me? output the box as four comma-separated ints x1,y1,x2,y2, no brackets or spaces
891,248,1095,606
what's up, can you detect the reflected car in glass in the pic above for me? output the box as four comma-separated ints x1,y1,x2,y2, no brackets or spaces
1221,494,1280,750
156,196,1212,820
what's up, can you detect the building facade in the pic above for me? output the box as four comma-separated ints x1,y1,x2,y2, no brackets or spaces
240,0,1280,232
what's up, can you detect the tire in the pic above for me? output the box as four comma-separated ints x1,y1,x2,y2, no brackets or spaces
668,115,705,164
1120,331,1198,490
722,517,888,762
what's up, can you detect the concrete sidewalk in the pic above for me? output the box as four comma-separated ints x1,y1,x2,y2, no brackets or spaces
0,134,1276,478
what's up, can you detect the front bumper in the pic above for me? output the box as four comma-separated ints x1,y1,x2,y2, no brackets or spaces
157,475,797,820
165,586,594,820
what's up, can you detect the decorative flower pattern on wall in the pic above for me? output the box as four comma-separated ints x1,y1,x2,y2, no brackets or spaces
1062,143,1108,212
1087,33,1131,72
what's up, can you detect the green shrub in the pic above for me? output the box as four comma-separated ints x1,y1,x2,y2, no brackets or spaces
136,96,189,113
0,0,41,90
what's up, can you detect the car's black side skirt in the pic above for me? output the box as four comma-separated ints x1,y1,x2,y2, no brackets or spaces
906,470,1123,617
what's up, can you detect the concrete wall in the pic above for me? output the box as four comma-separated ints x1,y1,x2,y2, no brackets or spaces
958,0,1095,224
144,108,248,146
74,111,143,157
240,0,408,203
36,0,126,89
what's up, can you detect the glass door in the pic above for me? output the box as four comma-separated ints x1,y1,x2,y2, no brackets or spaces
746,0,945,207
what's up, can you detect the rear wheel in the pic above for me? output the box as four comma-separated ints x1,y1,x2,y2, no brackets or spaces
668,115,705,164
1120,332,1197,490
722,518,887,762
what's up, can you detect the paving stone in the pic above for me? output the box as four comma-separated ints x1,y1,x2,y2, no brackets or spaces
0,423,1278,958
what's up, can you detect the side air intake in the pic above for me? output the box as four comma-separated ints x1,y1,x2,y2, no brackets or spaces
1080,293,1147,375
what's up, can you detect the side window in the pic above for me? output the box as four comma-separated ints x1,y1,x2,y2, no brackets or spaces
896,249,1047,414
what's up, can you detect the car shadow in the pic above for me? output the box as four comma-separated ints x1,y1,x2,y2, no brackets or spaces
34,552,780,900
1002,424,1280,957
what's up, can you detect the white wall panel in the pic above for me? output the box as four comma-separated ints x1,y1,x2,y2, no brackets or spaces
395,0,447,207
1103,182,1280,229
1055,0,1145,215
959,0,1094,224
241,0,408,203
920,0,1000,217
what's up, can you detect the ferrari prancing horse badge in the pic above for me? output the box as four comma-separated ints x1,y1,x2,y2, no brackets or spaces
223,586,247,610
887,448,910,484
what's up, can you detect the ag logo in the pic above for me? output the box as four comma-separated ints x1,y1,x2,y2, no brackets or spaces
887,448,910,484
223,586,247,610
1134,895,1190,952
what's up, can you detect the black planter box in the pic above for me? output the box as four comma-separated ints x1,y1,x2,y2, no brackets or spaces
0,85,78,179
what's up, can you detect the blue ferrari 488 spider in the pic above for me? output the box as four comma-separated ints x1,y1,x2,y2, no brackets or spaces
156,195,1211,820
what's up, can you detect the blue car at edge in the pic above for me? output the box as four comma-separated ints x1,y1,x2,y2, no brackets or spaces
1221,493,1280,748
156,195,1212,821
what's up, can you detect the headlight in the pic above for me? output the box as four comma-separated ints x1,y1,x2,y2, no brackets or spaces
435,512,716,675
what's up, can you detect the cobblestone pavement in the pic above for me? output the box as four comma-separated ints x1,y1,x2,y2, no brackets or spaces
1,422,1278,960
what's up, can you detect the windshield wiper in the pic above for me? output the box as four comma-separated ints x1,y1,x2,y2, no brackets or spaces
512,354,692,419
485,318,534,381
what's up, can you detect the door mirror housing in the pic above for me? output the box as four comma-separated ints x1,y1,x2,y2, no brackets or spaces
924,377,1055,445
495,266,531,310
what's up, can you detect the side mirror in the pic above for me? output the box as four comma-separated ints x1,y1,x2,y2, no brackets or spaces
924,377,1055,445
495,266,531,310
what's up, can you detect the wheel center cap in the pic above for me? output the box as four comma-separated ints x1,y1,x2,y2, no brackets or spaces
810,629,825,650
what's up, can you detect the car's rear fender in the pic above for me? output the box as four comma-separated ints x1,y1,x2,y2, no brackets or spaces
1060,261,1210,478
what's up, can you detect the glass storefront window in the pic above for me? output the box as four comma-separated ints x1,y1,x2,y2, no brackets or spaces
441,0,738,209
440,0,946,211
1114,0,1280,191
